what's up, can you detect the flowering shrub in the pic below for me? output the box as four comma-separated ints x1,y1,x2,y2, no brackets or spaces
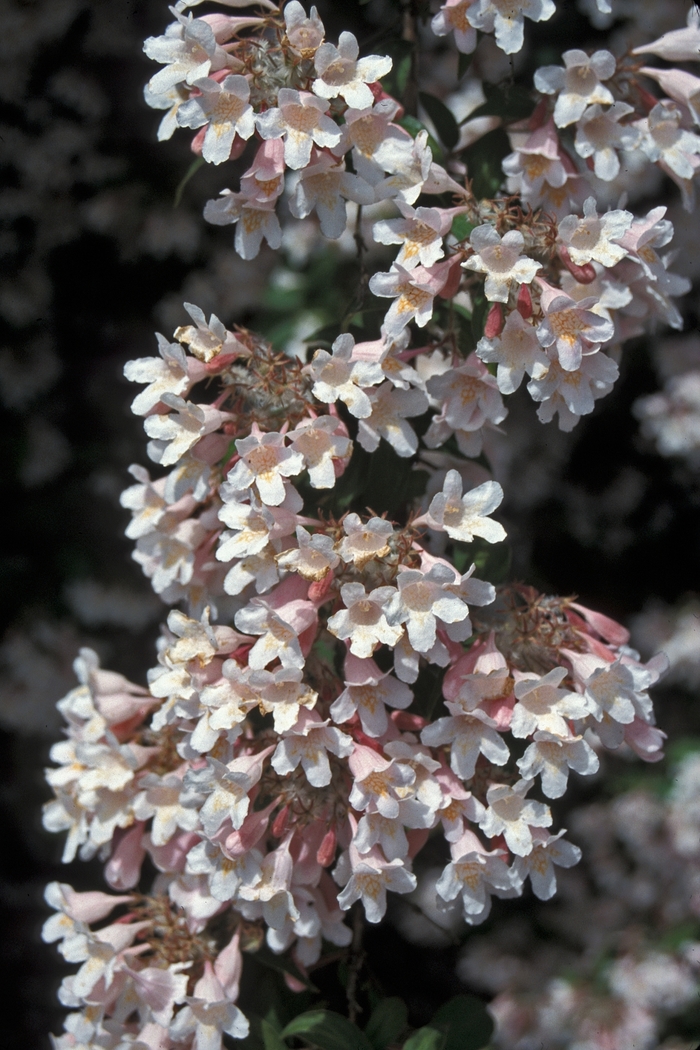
40,1,700,1047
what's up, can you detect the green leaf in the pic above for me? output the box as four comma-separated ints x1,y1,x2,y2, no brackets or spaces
365,998,408,1049
173,156,205,208
261,1019,288,1050
450,214,474,243
458,50,473,80
431,995,494,1050
402,1026,445,1050
281,1010,374,1050
418,92,460,150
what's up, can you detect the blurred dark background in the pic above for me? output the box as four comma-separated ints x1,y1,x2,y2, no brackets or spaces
2,0,700,1045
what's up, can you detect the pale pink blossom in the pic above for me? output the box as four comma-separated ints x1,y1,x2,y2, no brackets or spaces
574,102,641,181
284,1,325,56
467,0,555,55
309,333,384,419
255,88,341,170
239,139,286,204
510,667,592,738
338,513,394,568
373,202,454,269
357,382,429,458
558,197,632,269
422,470,506,544
226,425,304,507
476,309,548,394
369,261,451,337
431,0,478,55
536,282,615,372
327,582,402,658
534,49,616,128
421,705,509,780
502,121,568,205
271,709,352,788
289,151,374,239
516,730,599,798
337,842,416,923
203,189,282,259
330,654,413,738
332,99,412,185
312,32,392,110
478,779,552,857
176,75,254,164
511,827,581,899
435,828,514,924
463,225,541,303
527,352,619,429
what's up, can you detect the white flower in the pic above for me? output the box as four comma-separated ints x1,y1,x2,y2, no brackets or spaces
132,772,199,846
511,828,581,900
312,31,392,110
226,426,304,507
271,710,352,788
120,465,168,538
373,129,433,205
423,470,506,544
348,747,416,818
144,15,230,94
203,190,282,260
369,263,448,336
234,600,310,671
516,731,599,798
144,395,228,468
182,751,267,836
186,837,262,903
248,667,318,733
467,0,555,56
528,353,619,430
558,197,632,268
176,75,254,164
534,49,616,128
334,99,413,185
337,845,416,923
463,225,541,303
373,203,452,270
421,706,509,780
284,1,325,56
144,81,189,141
276,527,339,581
385,564,471,654
309,333,384,419
331,656,413,738
536,289,615,372
574,102,640,181
431,0,478,55
255,88,341,170
217,499,277,563
425,355,507,455
339,513,394,567
510,667,592,739
169,964,249,1047
476,309,549,394
478,779,552,857
436,829,514,924
124,334,191,416
175,302,236,363
289,416,352,489
289,152,374,239
328,583,402,658
637,102,700,184
357,382,429,458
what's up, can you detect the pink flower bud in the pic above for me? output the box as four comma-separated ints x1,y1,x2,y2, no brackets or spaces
316,827,337,867
484,302,504,338
558,246,596,284
516,284,533,319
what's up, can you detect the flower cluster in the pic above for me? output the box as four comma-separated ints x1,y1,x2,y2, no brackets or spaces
142,0,696,439
40,1,695,1047
43,298,667,1045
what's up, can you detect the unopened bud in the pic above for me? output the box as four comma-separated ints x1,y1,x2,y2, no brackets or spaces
316,827,337,867
484,302,504,338
558,246,596,284
272,805,290,838
516,284,533,319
